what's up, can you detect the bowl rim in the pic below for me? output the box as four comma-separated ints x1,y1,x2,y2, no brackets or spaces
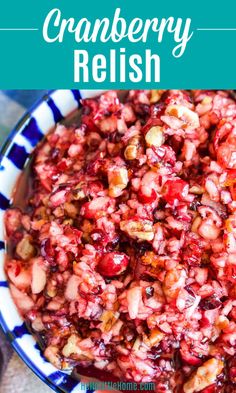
0,90,53,158
0,89,95,393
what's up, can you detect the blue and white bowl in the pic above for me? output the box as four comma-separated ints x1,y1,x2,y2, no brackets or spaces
0,89,104,393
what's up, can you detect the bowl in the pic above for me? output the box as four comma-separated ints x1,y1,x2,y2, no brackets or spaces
0,89,105,393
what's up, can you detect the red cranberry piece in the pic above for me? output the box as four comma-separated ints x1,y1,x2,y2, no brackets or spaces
64,226,82,243
88,181,104,198
138,188,157,204
57,160,68,172
214,122,233,151
227,358,236,384
151,102,166,118
217,142,236,169
142,105,166,134
199,296,221,310
162,179,189,204
180,341,202,366
182,232,204,267
225,169,236,185
161,145,176,162
41,239,55,264
51,147,61,162
153,145,176,166
82,197,111,219
163,90,191,105
5,208,22,236
79,283,103,301
97,252,129,277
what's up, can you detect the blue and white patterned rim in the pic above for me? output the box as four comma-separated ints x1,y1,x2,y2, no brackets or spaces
0,89,104,393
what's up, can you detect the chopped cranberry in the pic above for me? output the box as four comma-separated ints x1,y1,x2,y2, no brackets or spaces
64,226,82,244
162,179,189,204
217,142,236,169
5,208,22,236
81,197,113,219
40,239,55,264
151,102,166,118
184,285,196,297
97,252,129,277
164,90,192,105
142,117,163,134
57,160,69,172
199,296,221,310
51,147,61,162
5,90,236,389
182,232,203,266
214,122,233,151
180,341,202,366
227,358,236,384
151,145,176,167
138,188,157,204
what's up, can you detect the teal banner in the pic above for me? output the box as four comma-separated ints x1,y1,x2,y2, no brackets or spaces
0,0,236,88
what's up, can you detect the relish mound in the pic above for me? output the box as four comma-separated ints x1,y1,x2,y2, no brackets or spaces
4,90,236,392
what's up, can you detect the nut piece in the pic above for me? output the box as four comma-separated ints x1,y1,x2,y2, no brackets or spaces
191,216,202,233
189,185,204,195
150,90,166,103
62,334,94,360
145,126,164,147
142,251,164,268
166,104,200,129
62,334,80,357
183,358,224,393
100,311,119,332
124,145,138,160
72,182,86,200
163,265,186,302
16,236,35,261
44,345,62,369
108,167,128,197
120,219,154,241
148,328,164,346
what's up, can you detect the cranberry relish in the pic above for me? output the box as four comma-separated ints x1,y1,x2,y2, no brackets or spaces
4,90,236,392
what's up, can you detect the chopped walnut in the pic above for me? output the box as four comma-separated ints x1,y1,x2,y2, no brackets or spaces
144,328,164,347
166,104,200,129
100,310,120,332
141,251,165,268
120,219,154,241
62,334,80,357
189,185,205,194
145,126,164,147
108,167,128,197
44,345,62,369
72,182,86,200
124,135,142,161
64,202,78,218
163,265,186,301
183,358,224,393
150,90,166,103
16,235,35,260
191,216,202,233
124,144,138,160
62,334,94,360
